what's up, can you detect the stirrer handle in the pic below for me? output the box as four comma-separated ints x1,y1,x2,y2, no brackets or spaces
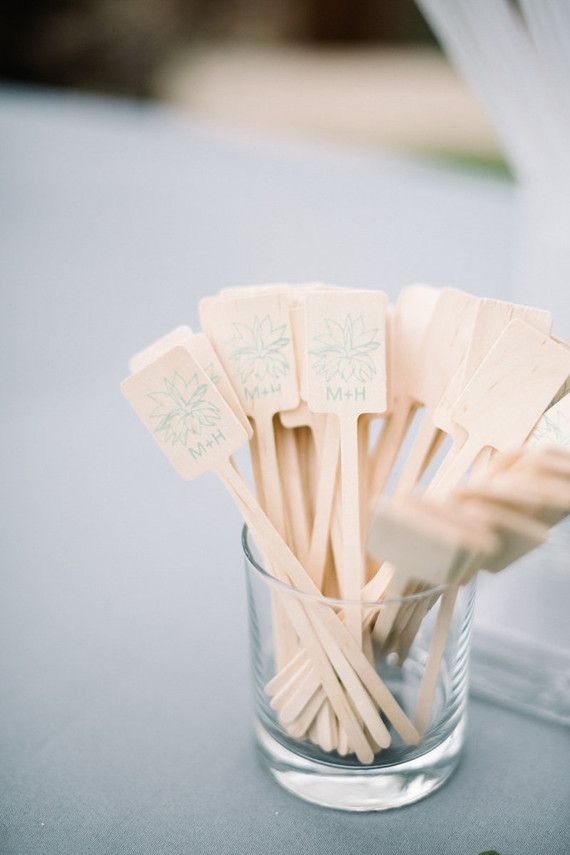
391,411,441,500
307,415,339,587
367,399,416,510
368,436,479,649
409,438,486,731
276,424,311,563
254,411,286,538
414,586,459,734
428,437,481,499
340,417,364,645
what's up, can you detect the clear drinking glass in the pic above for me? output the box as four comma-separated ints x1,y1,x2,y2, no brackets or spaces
243,527,476,811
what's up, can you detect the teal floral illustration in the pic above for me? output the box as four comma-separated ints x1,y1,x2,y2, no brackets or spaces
310,315,381,383
532,410,570,448
148,372,221,446
226,315,289,383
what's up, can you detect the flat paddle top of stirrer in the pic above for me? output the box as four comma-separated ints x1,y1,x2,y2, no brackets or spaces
199,292,299,418
449,320,570,452
122,346,248,479
304,289,388,416
128,325,252,437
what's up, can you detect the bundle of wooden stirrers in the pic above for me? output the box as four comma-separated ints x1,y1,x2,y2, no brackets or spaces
122,284,570,764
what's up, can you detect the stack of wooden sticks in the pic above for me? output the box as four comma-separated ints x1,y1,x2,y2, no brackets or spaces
122,283,570,763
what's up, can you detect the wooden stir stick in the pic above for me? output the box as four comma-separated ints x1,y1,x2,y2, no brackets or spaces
362,288,480,643
277,298,324,568
431,321,570,496
279,296,340,738
410,323,570,732
275,419,311,562
398,334,567,656
386,298,554,649
124,345,421,755
199,292,299,538
395,452,570,664
366,284,440,512
200,292,301,667
410,497,559,735
305,289,388,643
367,318,570,613
122,344,385,761
388,287,480,500
282,300,337,587
271,290,388,741
432,298,552,458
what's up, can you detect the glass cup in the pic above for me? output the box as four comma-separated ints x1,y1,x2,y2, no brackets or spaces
243,527,476,811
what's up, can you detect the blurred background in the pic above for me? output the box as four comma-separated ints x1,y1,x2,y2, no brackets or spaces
0,0,504,173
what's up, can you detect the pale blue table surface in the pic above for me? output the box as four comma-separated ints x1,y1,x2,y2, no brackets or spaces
0,86,568,855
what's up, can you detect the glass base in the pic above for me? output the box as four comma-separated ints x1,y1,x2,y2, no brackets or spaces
255,717,466,811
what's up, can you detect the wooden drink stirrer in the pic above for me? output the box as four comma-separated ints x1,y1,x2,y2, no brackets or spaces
410,497,555,735
128,346,421,752
122,345,399,762
386,299,553,647
272,291,389,742
217,287,293,515
366,315,566,644
279,297,340,739
395,452,570,664
280,301,326,436
199,292,298,538
395,339,570,659
283,300,339,587
432,298,552,468
388,287,480,500
276,299,322,566
430,321,570,497
362,288,480,645
200,292,300,666
305,289,388,644
366,284,440,513
411,322,570,732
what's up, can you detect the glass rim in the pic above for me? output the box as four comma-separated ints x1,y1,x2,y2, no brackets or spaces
242,525,450,607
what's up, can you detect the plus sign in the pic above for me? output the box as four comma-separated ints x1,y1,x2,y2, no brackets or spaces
344,389,352,399
205,438,215,449
261,387,269,396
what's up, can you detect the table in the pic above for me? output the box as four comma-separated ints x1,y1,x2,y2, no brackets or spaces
1,86,568,855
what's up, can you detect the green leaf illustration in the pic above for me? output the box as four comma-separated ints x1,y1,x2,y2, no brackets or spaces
226,315,290,384
148,372,221,446
310,314,381,383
